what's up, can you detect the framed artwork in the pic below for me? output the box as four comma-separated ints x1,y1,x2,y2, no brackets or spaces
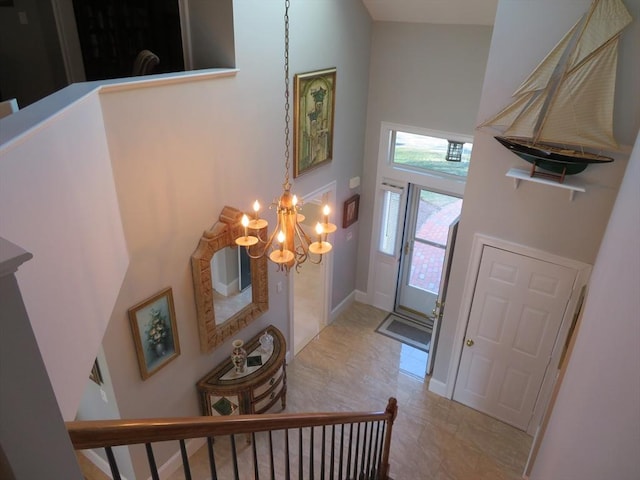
89,359,103,385
128,287,180,380
342,194,360,228
293,68,336,178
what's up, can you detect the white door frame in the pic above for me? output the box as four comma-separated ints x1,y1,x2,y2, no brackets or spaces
366,122,468,310
445,234,592,435
288,181,336,355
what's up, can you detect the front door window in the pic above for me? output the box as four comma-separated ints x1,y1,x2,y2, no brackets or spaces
396,186,462,326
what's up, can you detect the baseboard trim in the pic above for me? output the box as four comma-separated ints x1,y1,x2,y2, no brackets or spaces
428,378,448,398
354,289,367,304
330,290,356,324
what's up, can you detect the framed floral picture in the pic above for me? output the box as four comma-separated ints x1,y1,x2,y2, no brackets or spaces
293,68,336,178
128,287,180,380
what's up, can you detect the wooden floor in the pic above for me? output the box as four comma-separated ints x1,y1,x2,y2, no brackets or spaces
78,301,532,479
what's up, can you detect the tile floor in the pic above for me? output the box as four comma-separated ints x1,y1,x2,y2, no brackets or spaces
79,301,532,479
282,301,532,479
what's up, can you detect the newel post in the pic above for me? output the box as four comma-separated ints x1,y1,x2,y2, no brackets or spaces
0,238,83,480
380,397,398,479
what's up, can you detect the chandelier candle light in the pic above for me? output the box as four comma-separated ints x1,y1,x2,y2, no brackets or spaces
235,0,336,272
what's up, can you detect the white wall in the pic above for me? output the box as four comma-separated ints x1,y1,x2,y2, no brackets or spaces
529,133,640,479
0,91,129,420
356,22,493,292
431,0,640,385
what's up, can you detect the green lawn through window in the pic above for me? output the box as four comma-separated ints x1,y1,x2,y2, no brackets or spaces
393,131,471,177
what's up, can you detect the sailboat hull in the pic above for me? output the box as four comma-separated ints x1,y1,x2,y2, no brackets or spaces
494,136,614,175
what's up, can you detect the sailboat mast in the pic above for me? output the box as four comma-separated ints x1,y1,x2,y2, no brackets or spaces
532,0,600,145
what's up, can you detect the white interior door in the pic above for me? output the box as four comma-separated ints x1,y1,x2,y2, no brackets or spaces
453,246,577,430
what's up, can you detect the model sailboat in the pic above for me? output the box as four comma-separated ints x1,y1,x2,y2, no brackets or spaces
480,0,632,181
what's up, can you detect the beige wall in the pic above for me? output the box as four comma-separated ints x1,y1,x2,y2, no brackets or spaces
356,22,493,294
431,0,640,385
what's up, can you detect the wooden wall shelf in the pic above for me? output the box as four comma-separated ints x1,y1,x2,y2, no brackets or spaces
506,168,586,201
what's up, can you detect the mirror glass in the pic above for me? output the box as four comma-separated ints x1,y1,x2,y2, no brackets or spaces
211,246,252,325
191,206,268,352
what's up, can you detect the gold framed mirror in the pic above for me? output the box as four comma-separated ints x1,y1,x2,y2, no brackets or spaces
191,206,268,352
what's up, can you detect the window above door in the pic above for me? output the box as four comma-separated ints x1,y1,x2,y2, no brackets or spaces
376,123,472,199
392,130,472,178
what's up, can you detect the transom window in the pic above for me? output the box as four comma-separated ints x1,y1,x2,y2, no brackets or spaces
392,131,472,178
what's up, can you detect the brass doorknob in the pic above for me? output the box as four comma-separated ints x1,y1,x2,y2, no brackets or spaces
466,339,474,347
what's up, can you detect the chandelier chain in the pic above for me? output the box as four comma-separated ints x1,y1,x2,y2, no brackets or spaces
283,0,291,190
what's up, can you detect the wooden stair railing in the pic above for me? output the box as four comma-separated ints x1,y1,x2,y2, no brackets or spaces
67,397,398,480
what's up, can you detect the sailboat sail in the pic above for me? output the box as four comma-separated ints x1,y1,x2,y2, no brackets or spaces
481,0,632,155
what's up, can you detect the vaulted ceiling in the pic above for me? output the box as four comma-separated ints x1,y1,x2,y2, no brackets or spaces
362,0,498,26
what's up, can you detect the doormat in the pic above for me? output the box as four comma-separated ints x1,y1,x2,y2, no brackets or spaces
376,313,431,353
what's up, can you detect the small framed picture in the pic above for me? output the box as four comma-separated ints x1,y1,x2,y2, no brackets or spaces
89,359,103,385
293,68,336,178
342,194,360,228
128,287,180,380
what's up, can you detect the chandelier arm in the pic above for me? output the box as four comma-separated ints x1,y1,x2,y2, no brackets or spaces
294,251,308,274
293,223,312,249
243,224,280,260
243,236,274,260
293,222,326,265
307,255,324,265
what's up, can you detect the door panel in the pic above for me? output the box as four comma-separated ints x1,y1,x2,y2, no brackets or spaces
426,218,458,375
453,246,576,430
371,185,406,312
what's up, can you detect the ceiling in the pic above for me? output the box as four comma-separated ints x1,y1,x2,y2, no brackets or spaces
362,0,498,26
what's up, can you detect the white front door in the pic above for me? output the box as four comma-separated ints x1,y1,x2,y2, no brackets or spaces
369,183,407,312
396,186,462,325
453,246,576,430
426,218,459,375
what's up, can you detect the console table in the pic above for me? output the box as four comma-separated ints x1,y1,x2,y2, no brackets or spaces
197,325,287,417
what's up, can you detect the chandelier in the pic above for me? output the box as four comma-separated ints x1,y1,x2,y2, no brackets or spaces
235,0,335,273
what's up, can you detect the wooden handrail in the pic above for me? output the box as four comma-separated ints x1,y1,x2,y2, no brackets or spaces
67,399,398,450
